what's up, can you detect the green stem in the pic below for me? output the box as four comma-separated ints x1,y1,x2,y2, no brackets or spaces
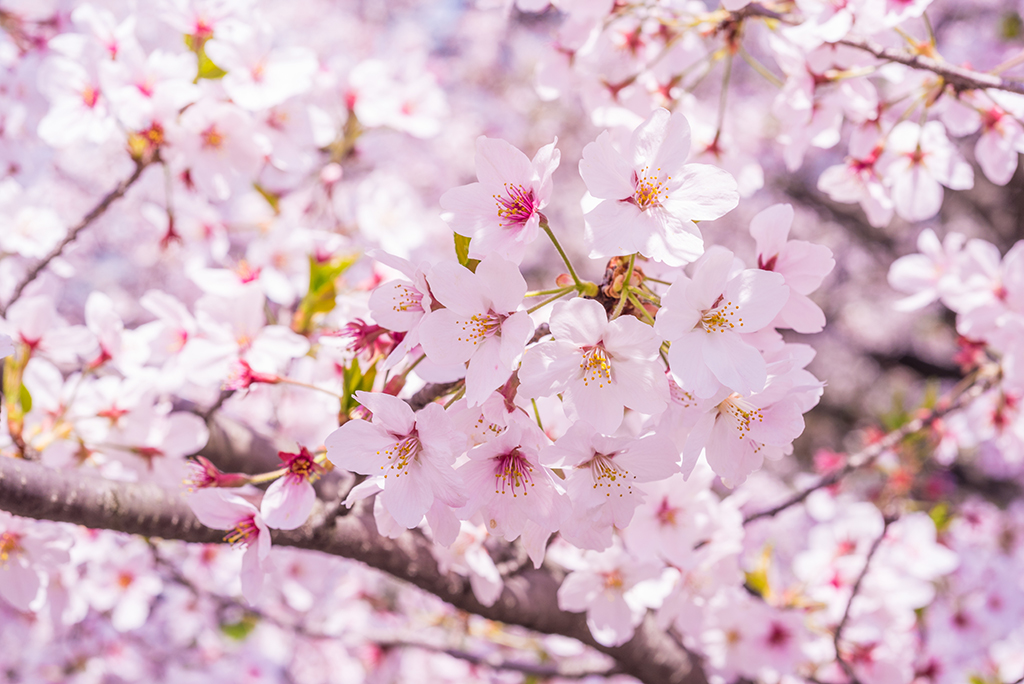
626,290,657,325
526,286,574,297
922,11,936,46
540,218,583,291
739,45,782,88
443,385,466,409
611,254,637,319
531,399,544,431
249,468,288,485
527,287,574,314
277,377,344,399
400,354,425,378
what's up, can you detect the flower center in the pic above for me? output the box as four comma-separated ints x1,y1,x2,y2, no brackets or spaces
378,434,420,478
603,569,624,589
391,284,424,314
699,295,743,333
582,452,636,498
717,394,764,440
202,125,225,150
0,532,22,565
494,448,534,497
493,184,537,228
224,517,259,548
579,344,613,388
455,312,504,346
282,447,325,484
632,166,670,210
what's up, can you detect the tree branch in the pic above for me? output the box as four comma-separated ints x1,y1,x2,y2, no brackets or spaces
836,37,1024,95
0,160,151,318
736,4,1024,95
0,455,707,684
743,368,995,524
832,516,893,683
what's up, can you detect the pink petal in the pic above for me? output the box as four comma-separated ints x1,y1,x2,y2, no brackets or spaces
703,331,767,396
579,132,636,199
260,477,315,530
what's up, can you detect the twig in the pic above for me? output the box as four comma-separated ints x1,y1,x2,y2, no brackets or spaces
743,368,995,524
0,160,151,317
836,37,1024,95
833,516,893,683
735,4,1024,95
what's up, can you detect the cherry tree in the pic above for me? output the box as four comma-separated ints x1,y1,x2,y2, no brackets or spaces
2,1,1024,683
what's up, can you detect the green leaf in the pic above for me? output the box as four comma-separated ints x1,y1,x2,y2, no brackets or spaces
220,613,259,641
453,233,480,273
253,183,280,213
929,503,952,533
18,383,31,414
744,545,772,598
292,253,358,334
195,47,226,80
999,11,1023,41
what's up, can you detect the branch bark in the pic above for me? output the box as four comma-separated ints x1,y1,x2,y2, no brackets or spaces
0,455,707,684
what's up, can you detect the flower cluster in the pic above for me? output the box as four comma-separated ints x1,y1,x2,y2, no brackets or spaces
2,0,1024,683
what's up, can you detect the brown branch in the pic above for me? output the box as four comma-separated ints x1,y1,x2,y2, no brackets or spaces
0,455,707,684
744,368,995,524
836,37,1024,96
832,515,893,683
381,640,623,680
736,4,1024,95
0,160,151,318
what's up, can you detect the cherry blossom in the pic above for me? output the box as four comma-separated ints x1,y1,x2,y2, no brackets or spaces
324,391,466,538
655,246,789,399
418,256,533,406
439,136,560,263
579,107,739,266
260,447,325,530
186,489,272,603
519,297,668,434
878,121,974,223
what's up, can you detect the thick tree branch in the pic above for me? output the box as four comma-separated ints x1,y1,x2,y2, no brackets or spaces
0,455,707,684
0,160,151,318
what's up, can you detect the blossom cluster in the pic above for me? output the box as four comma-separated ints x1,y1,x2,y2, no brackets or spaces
1,0,1024,683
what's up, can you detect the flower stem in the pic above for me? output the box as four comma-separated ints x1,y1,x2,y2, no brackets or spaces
526,286,575,297
626,289,657,325
540,218,583,291
443,385,466,408
277,377,344,399
527,287,574,314
249,467,288,484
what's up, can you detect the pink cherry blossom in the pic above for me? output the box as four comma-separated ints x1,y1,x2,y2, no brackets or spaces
324,391,466,533
519,297,668,434
457,421,567,547
418,256,533,407
656,246,789,399
878,121,974,223
187,489,272,604
749,204,835,333
439,136,560,263
260,447,326,530
542,423,678,550
557,543,668,647
579,107,739,266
